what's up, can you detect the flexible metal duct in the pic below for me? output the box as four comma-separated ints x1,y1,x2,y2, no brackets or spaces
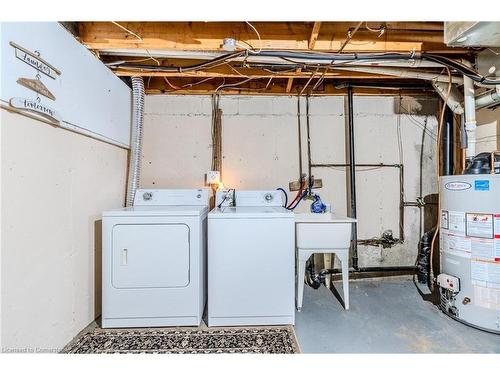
126,76,145,206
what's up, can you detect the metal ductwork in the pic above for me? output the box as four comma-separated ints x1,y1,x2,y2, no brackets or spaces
126,76,145,207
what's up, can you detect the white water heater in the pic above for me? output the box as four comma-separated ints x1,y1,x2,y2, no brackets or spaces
439,174,500,333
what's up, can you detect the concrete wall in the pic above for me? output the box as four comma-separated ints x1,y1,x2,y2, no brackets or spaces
141,95,438,268
1,110,127,352
476,107,500,153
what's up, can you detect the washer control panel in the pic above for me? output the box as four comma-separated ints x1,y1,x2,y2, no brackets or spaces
235,190,283,207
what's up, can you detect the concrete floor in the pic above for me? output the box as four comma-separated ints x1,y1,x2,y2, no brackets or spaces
294,276,500,353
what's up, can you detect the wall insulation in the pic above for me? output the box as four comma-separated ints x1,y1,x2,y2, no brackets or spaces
141,95,438,268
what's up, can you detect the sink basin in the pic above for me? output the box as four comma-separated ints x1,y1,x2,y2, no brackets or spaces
294,213,356,249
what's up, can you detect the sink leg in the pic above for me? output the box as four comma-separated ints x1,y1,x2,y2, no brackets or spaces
297,256,306,311
339,250,349,310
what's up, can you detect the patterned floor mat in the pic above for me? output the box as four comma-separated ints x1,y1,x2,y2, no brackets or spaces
62,325,300,354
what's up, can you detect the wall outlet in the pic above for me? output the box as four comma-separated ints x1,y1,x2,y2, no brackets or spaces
206,170,220,185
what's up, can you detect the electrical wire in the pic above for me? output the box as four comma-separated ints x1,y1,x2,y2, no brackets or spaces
365,22,386,36
337,22,364,53
245,21,263,54
110,21,160,66
299,66,321,95
215,77,254,92
217,189,234,208
108,49,498,86
276,188,288,208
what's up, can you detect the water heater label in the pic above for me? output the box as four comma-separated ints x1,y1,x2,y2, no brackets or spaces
471,238,496,261
448,211,465,235
474,285,500,310
474,180,490,191
441,210,449,229
466,213,494,239
471,260,500,288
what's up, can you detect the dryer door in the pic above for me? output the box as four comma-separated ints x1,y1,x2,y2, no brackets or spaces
111,223,190,288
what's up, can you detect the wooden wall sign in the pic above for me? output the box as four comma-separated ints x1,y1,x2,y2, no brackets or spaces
9,97,61,123
16,77,56,100
10,41,61,79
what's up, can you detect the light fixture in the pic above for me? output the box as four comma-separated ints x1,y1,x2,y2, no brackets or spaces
222,38,237,52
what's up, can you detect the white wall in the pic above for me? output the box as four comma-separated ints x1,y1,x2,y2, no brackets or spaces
0,22,132,147
476,107,500,153
0,22,131,352
141,95,438,268
0,110,127,352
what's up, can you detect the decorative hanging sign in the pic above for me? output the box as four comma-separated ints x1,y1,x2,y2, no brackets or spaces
16,77,56,100
10,41,61,79
9,97,61,124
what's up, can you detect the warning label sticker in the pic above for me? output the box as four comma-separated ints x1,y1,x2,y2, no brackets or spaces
441,210,449,230
440,230,471,258
474,285,500,309
466,213,494,239
471,238,496,261
448,211,465,235
495,214,500,261
471,260,500,288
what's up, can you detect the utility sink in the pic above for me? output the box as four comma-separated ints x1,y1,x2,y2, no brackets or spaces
294,213,357,249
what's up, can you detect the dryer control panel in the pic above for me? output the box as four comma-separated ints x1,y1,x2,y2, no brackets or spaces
134,189,209,206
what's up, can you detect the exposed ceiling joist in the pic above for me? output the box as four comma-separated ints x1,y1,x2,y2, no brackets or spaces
73,21,482,95
308,22,322,49
78,22,457,53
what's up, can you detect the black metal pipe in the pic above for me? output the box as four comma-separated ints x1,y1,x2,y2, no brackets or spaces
347,86,358,270
355,266,416,273
306,95,313,189
297,96,303,179
312,162,406,246
311,163,402,168
443,107,454,176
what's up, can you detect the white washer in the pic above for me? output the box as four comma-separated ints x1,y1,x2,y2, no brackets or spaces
102,189,208,328
208,190,295,326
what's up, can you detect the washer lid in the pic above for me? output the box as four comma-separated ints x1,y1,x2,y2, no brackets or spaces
103,205,208,217
209,206,293,219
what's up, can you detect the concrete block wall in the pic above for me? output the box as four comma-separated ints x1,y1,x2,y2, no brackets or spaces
141,95,438,268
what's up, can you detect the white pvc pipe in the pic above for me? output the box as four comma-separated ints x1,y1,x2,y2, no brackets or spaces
475,87,500,110
463,62,477,160
333,66,464,84
432,81,464,115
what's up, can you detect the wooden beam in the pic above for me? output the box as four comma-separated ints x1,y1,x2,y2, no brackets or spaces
78,22,454,53
308,22,322,49
144,81,432,96
112,66,409,80
286,68,302,93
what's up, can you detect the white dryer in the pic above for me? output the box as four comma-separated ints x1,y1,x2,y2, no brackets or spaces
208,190,295,326
102,189,208,328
